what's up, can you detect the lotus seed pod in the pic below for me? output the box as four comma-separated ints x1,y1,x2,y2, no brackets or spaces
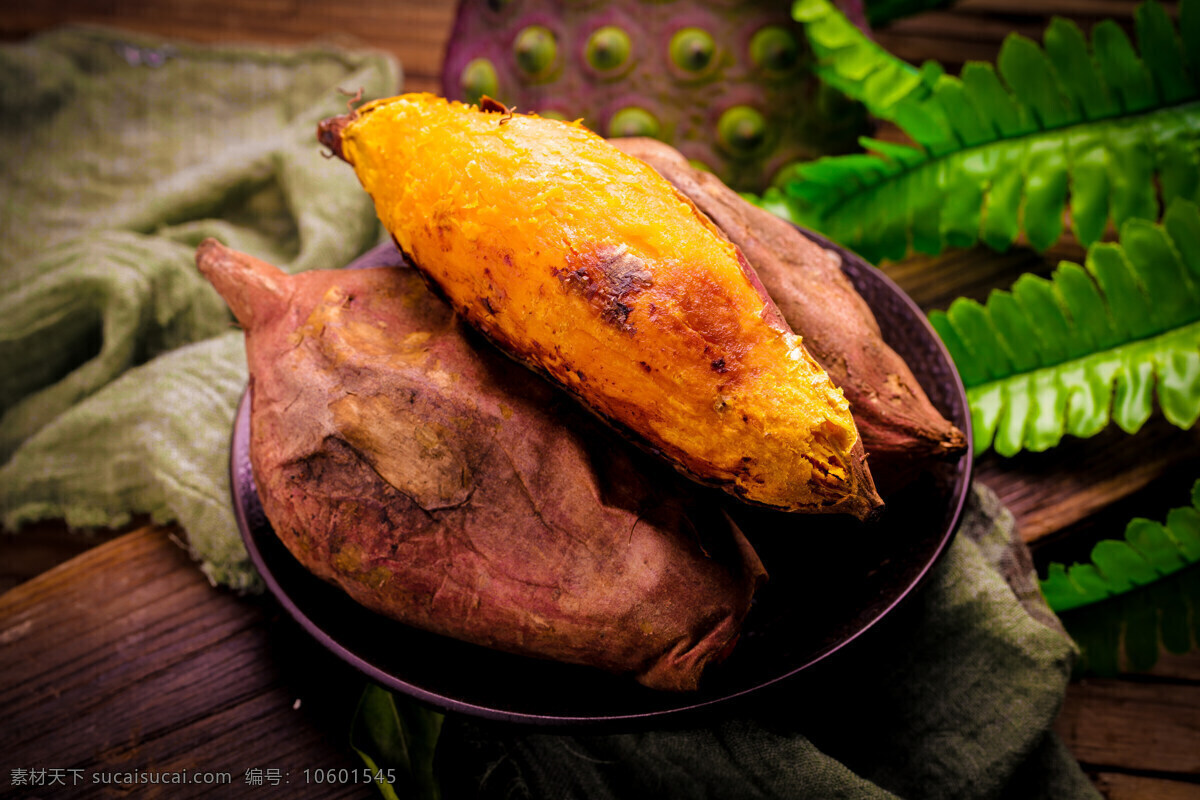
586,25,633,74
441,0,869,192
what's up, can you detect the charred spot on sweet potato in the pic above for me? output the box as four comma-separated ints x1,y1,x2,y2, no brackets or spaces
556,243,652,332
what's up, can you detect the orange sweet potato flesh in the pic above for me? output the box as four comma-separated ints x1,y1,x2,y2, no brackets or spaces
196,239,766,692
318,93,881,519
609,138,967,492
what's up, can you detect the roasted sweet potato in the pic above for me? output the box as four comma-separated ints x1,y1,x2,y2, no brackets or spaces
318,93,881,518
609,138,967,492
196,239,765,692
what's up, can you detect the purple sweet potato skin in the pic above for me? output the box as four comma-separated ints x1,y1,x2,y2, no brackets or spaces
611,138,966,492
196,239,765,692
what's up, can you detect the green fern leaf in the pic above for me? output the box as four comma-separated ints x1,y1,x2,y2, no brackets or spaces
1060,557,1199,676
929,199,1200,456
1040,480,1200,614
773,0,1200,263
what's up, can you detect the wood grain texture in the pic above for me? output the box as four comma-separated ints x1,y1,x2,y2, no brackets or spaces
0,527,373,799
1056,678,1200,775
0,0,456,95
1088,772,1200,800
0,519,122,595
975,417,1200,544
1054,648,1200,796
1141,650,1200,682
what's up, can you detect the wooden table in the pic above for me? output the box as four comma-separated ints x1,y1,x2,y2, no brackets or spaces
2,1,1198,798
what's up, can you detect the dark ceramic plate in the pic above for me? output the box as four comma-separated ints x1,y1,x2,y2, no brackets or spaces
232,236,973,726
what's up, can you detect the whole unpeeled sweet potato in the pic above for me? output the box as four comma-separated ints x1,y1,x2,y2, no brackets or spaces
610,138,967,491
318,93,881,519
196,239,766,692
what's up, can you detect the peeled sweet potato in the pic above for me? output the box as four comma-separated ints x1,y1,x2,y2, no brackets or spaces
196,239,765,692
609,138,967,492
318,93,881,519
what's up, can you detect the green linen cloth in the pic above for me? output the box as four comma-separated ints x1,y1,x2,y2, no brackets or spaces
0,26,398,589
0,27,1099,799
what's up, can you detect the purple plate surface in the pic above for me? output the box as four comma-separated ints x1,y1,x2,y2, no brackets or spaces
232,236,973,726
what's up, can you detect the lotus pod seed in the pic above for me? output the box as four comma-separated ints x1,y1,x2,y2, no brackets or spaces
608,107,660,138
718,106,768,156
585,26,633,73
669,27,717,74
750,26,800,74
460,58,499,105
514,25,557,78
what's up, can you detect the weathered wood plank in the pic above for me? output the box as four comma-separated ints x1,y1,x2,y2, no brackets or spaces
1142,650,1200,683
1055,677,1200,776
0,527,373,799
976,417,1200,544
954,0,1155,19
0,1,455,95
0,519,123,595
1087,771,1200,800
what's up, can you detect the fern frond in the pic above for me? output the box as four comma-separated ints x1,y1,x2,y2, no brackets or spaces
775,0,1200,264
1040,480,1200,613
929,199,1200,456
1058,545,1199,676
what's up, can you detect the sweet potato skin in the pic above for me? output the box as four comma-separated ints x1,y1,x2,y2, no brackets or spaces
610,138,967,492
320,93,880,518
196,239,765,692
